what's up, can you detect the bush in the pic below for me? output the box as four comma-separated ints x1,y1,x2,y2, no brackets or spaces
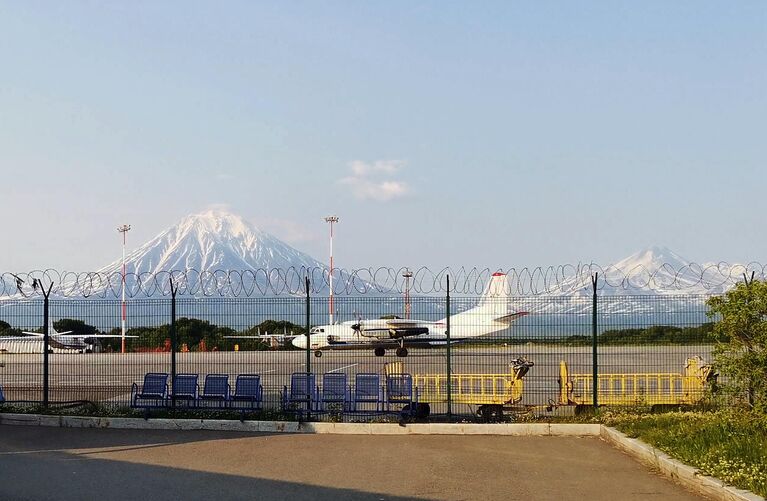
707,280,767,411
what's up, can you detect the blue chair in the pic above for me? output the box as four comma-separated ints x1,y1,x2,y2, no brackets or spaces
282,372,318,416
321,373,351,413
131,373,169,411
230,375,263,417
352,373,384,414
170,374,199,406
199,374,230,408
386,373,418,419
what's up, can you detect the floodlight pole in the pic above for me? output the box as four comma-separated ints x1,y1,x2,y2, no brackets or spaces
117,224,131,353
403,269,413,319
324,216,339,325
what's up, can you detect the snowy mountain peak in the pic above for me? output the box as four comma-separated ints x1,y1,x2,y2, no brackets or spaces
177,209,261,240
612,246,691,270
99,209,326,274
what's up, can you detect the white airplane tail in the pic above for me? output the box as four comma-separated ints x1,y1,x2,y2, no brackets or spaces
441,272,525,339
474,272,512,318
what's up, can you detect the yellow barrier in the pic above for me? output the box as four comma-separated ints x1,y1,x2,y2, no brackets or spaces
559,357,713,406
413,372,525,405
386,361,526,406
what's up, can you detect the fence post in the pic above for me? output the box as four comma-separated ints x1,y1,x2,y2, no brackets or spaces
446,274,451,418
42,283,53,407
170,278,178,409
742,272,756,407
591,273,599,409
305,276,311,419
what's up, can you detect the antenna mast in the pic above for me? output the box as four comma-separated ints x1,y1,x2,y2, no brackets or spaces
324,216,339,324
117,224,131,353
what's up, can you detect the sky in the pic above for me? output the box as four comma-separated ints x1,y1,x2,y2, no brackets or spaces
1,1,765,271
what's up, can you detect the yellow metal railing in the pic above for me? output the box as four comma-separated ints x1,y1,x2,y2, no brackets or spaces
413,372,525,405
560,357,712,406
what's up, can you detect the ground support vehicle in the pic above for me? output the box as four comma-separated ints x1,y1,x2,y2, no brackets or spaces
389,358,534,422
558,356,714,410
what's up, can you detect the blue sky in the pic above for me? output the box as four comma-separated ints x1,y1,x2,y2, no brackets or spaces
1,2,765,270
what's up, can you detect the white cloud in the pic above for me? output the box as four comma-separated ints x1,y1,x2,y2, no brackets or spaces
339,160,410,201
257,218,316,244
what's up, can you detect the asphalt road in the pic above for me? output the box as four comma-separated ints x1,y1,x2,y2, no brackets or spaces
0,345,713,411
0,425,706,501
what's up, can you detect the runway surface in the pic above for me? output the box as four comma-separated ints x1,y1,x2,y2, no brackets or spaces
0,345,714,414
0,426,705,501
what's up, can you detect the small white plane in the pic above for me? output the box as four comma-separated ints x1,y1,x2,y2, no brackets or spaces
225,327,296,349
293,272,528,357
0,321,137,354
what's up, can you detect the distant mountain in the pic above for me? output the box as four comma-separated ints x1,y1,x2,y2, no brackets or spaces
549,246,734,298
99,209,326,274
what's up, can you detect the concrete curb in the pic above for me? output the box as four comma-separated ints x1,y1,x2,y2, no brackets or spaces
600,426,764,501
0,413,600,436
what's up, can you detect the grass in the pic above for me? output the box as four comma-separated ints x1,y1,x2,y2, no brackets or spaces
604,409,767,497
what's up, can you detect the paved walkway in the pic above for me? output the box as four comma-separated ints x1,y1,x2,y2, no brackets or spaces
0,426,704,501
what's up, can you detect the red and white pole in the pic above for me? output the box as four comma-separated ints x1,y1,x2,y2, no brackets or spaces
117,224,131,353
324,216,339,325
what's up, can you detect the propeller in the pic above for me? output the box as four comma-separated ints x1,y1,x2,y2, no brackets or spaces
351,311,363,333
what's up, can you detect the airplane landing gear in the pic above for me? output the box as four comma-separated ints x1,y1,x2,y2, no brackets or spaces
374,347,386,357
395,347,408,357
314,350,323,358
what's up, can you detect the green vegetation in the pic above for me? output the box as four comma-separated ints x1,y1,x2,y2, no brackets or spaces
558,323,717,345
0,320,21,337
99,317,305,352
0,317,304,352
707,280,767,411
607,410,767,497
460,323,719,347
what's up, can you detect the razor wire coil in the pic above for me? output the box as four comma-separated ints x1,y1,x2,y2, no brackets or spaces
1,262,765,298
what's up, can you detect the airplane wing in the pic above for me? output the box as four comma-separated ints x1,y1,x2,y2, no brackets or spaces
62,334,140,338
22,330,76,337
493,312,529,324
353,319,433,340
321,338,465,350
224,334,301,339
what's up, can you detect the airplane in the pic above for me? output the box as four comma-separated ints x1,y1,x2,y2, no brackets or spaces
225,327,298,349
0,320,137,354
292,272,528,358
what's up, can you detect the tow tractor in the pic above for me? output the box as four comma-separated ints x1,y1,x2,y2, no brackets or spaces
388,357,534,422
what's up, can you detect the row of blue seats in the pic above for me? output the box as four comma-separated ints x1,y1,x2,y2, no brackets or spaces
130,373,262,410
130,372,419,417
282,372,419,416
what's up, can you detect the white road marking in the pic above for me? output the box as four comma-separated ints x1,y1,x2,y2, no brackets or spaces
328,363,358,373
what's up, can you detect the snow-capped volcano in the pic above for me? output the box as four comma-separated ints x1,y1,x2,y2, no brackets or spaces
99,209,326,274
550,245,734,297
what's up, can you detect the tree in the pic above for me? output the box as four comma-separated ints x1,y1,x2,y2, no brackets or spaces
53,319,97,336
0,320,21,337
707,280,767,411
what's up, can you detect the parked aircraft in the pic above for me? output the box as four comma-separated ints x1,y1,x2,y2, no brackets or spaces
292,272,527,357
0,321,137,354
225,327,298,349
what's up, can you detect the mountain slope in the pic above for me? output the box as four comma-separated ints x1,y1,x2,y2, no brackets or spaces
99,209,326,274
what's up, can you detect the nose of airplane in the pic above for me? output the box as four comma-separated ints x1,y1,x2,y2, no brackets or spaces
292,335,306,349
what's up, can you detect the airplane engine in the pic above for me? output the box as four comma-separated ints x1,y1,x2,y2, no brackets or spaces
388,327,429,339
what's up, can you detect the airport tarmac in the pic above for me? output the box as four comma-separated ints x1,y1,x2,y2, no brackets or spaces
0,345,713,412
0,426,705,501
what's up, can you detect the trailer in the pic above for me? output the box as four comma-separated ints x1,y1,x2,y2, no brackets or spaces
387,358,533,422
558,356,715,408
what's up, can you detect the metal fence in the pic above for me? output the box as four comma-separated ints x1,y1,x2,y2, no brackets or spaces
0,284,723,421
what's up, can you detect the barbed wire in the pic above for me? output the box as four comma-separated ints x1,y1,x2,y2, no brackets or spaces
1,262,765,298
